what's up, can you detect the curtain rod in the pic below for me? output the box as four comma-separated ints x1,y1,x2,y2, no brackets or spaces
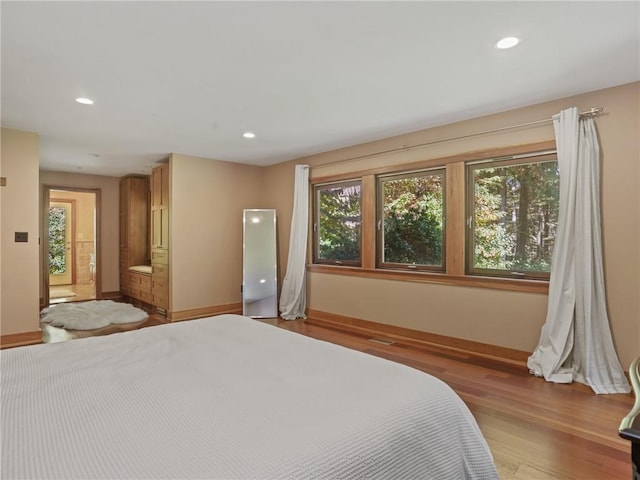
312,106,604,169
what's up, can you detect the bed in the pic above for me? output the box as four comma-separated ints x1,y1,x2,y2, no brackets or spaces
1,314,498,479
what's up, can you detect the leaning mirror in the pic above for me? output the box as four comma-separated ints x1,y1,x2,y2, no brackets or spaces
243,209,277,318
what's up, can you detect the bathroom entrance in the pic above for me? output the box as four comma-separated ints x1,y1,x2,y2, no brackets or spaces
44,187,100,305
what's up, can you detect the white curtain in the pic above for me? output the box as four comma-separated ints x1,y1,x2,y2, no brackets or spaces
527,107,630,394
279,165,310,320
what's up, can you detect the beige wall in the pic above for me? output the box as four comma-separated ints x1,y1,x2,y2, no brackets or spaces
261,161,296,286
170,153,264,312
40,172,120,295
263,82,640,369
1,128,40,335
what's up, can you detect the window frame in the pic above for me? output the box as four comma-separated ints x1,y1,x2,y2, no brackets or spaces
312,179,363,267
376,168,446,272
465,151,559,280
308,141,556,294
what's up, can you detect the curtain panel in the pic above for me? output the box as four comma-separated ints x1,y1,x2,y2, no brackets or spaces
279,165,310,320
527,107,630,394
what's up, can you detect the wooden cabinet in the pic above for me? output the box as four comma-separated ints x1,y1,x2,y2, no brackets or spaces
151,163,169,249
119,176,150,298
129,271,151,303
151,260,169,310
151,164,170,314
120,271,131,296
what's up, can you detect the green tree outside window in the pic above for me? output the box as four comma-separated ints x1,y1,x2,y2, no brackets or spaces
380,171,444,269
470,158,559,277
49,206,67,274
315,181,361,264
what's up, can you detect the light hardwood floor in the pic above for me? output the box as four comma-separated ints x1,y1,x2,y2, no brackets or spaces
42,313,634,480
49,283,96,303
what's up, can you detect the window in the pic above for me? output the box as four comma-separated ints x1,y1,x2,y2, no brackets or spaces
378,169,445,271
467,152,559,279
313,180,361,265
309,142,557,293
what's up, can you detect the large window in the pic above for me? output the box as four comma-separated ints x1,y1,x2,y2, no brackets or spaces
309,142,558,293
467,153,559,279
313,180,362,265
378,169,445,271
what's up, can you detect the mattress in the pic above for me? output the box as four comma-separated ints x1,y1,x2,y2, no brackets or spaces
1,314,498,479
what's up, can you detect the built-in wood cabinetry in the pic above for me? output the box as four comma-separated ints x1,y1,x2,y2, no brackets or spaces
128,269,151,304
119,176,150,302
151,164,170,313
151,163,169,250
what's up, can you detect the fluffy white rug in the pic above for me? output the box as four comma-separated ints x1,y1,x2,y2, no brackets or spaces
40,300,148,330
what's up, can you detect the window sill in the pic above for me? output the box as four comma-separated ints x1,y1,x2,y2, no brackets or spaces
307,264,549,294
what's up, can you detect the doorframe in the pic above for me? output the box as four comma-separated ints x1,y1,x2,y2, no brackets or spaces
49,198,77,285
42,186,102,306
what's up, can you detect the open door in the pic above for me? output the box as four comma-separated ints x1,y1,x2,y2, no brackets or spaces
43,187,101,306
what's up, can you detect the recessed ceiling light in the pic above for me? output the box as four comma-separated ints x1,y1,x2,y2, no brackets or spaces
243,132,256,139
495,37,520,49
76,97,94,105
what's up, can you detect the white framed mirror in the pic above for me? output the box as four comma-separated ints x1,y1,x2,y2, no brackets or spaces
242,209,277,318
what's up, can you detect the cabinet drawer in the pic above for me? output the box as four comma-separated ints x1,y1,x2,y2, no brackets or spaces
152,263,168,278
139,275,151,302
152,292,169,309
152,276,169,291
128,272,151,302
130,287,151,303
129,271,151,284
138,289,151,303
151,249,168,265
139,274,151,290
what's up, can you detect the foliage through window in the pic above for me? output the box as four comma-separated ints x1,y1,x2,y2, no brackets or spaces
378,170,445,270
314,180,361,265
49,206,67,274
468,153,559,278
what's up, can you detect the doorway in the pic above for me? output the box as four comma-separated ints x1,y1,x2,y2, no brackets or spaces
43,187,101,306
49,200,75,287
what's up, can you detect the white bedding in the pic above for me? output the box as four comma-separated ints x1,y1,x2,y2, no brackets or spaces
1,314,498,479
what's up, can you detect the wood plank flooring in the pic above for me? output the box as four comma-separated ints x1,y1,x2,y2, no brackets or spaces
49,283,96,303
42,313,634,480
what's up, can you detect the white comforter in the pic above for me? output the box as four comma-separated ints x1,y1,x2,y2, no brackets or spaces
1,314,498,479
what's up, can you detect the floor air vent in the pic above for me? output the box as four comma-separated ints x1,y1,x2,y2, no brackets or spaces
368,337,395,345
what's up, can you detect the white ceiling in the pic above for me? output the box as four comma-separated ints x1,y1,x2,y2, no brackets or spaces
2,1,639,178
